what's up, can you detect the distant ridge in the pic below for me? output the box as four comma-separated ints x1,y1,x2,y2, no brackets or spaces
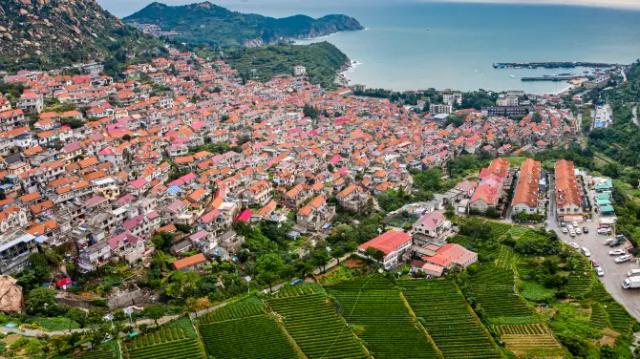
124,1,364,48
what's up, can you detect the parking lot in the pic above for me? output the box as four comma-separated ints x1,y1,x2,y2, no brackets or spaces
547,173,640,321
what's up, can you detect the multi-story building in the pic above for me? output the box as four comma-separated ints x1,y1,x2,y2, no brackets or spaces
357,230,412,270
555,160,582,219
511,158,543,214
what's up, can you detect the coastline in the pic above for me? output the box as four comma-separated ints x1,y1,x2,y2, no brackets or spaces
338,59,579,96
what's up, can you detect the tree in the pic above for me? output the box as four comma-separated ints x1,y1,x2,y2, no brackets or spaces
143,304,166,327
365,247,385,265
303,103,319,119
256,253,284,291
331,246,346,265
310,247,331,273
163,270,200,299
26,288,56,315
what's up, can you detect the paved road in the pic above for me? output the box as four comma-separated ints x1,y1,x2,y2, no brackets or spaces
547,173,640,321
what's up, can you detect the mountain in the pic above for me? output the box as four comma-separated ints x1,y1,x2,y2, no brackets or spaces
124,1,364,48
0,0,166,74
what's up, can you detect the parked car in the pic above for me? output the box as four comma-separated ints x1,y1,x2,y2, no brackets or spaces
595,267,605,277
576,228,582,235
562,227,568,234
572,221,579,227
581,247,591,257
609,249,627,256
598,228,612,235
570,230,576,237
608,237,624,247
560,221,566,228
591,259,600,268
615,254,633,263
627,269,640,277
604,238,615,246
570,242,580,249
582,227,589,234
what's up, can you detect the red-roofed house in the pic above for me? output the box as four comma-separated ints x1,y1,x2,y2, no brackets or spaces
411,210,451,245
358,230,412,269
423,243,477,270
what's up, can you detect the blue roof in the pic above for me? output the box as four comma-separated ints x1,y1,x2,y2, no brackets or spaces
167,185,181,195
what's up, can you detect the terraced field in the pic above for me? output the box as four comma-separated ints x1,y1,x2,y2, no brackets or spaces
401,280,502,359
564,256,593,297
267,291,369,359
590,303,610,329
123,324,205,359
467,266,535,322
589,282,636,333
327,277,441,358
493,323,564,357
77,348,117,359
197,298,300,359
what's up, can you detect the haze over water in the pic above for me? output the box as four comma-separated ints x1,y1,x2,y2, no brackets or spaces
103,0,640,94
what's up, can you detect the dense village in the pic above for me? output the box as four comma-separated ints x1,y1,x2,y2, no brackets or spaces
1,46,639,357
0,48,582,284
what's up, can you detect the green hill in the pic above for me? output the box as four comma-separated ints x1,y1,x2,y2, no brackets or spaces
0,0,166,74
224,42,349,89
124,1,363,48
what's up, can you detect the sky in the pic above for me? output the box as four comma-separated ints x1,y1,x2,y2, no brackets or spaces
98,0,640,17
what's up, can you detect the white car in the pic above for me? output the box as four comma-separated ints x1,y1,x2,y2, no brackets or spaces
562,227,569,234
604,238,615,246
609,249,627,256
570,242,580,249
598,228,612,235
615,254,633,263
595,267,605,277
567,225,574,231
581,247,591,257
576,228,582,235
572,221,579,227
570,230,576,237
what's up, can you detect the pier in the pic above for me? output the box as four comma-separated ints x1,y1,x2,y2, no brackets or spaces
493,61,618,70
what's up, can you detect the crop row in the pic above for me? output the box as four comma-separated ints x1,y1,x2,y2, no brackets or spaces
328,282,440,359
564,255,593,297
199,300,264,324
126,328,187,350
77,348,116,359
494,323,548,335
267,292,368,359
270,283,321,298
199,314,299,359
589,303,610,329
124,337,204,359
467,266,534,320
400,280,502,359
501,334,564,357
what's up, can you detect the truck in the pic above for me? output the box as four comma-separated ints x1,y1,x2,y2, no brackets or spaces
622,276,640,289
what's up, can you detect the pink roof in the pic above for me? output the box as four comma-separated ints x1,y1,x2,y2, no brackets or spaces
98,147,114,156
107,232,140,250
201,209,220,224
129,177,147,190
335,116,350,125
235,209,252,222
417,211,445,231
358,230,411,255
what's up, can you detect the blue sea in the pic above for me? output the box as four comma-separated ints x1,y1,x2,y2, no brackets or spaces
101,0,640,93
